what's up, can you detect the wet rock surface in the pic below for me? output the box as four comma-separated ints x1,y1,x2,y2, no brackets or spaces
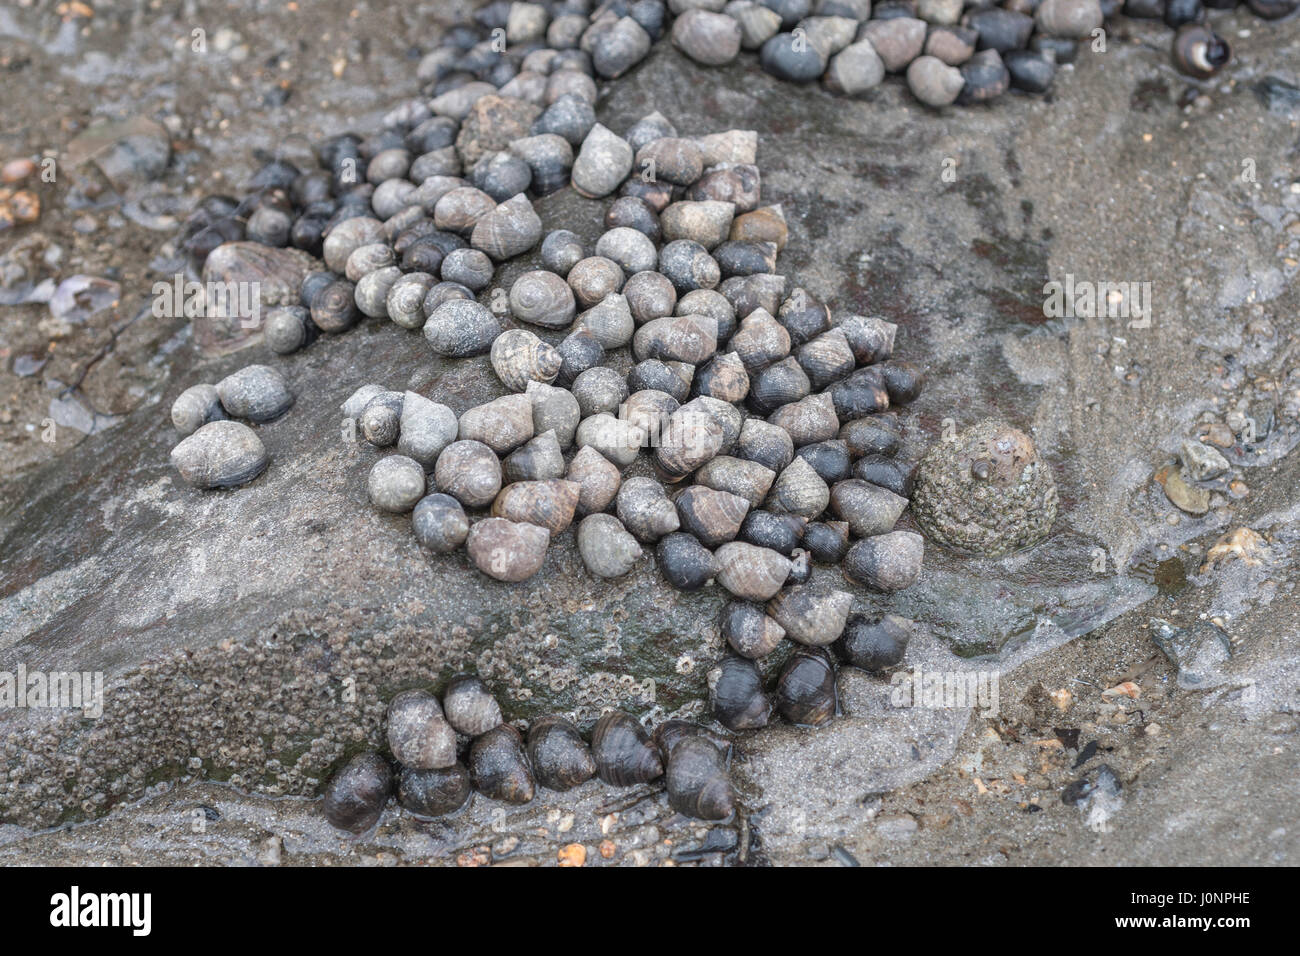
1,3,1299,863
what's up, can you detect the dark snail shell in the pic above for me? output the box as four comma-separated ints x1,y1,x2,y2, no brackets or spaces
1172,24,1231,79
767,584,854,646
711,655,772,731
721,600,787,659
830,478,909,538
624,270,678,324
323,752,393,833
803,520,851,564
606,196,663,243
853,455,913,497
658,239,721,294
835,314,896,365
675,484,750,548
469,724,536,805
666,735,735,821
739,510,806,556
830,367,890,422
617,476,681,543
526,715,597,791
693,351,750,403
503,429,566,483
540,228,585,276
677,288,736,341
628,359,693,403
737,418,795,474
797,439,852,484
766,456,831,519
554,329,606,388
412,493,470,553
656,531,719,591
797,329,857,390
777,287,831,346
443,675,503,737
749,356,811,415
834,613,914,670
397,763,472,818
729,309,791,373
310,278,361,333
775,647,838,728
840,415,902,458
592,711,665,786
879,361,925,405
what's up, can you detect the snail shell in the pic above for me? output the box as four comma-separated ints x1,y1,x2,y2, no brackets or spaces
386,272,436,330
693,351,750,403
736,417,795,473
555,329,606,388
840,414,902,458
566,444,623,514
510,133,574,195
714,239,778,278
458,393,535,455
215,364,294,423
656,531,719,590
787,547,812,584
842,530,925,591
443,675,503,737
695,455,777,508
533,90,596,145
797,328,856,390
879,360,925,405
300,271,335,311
311,278,362,333
171,383,227,436
264,305,317,354
624,270,678,325
323,752,392,833
798,439,853,484
525,381,581,448
658,239,721,294
767,584,853,646
660,200,736,250
652,720,731,764
624,110,677,154
412,493,470,553
386,689,458,770
591,711,664,786
689,163,761,213
503,429,566,483
666,735,735,821
398,391,459,469
170,420,268,489
576,412,646,468
527,715,597,791
730,202,787,250
739,509,806,556
654,406,725,480
766,456,831,518
803,520,851,564
835,314,896,365
633,314,719,365
832,365,892,419
540,229,585,276
606,197,662,244
571,123,634,198
729,308,791,373
722,599,787,659
470,151,532,202
835,613,914,670
490,328,563,391
397,763,471,818
424,299,503,357
748,356,811,415
354,266,402,319
466,517,551,582
682,395,743,455
628,359,693,403
433,186,496,233
775,647,838,727
595,226,659,275
635,136,705,186
623,389,681,448
490,478,581,535
577,513,643,578
509,270,577,329
672,9,744,66
340,383,384,421
434,439,502,509
469,724,535,805
710,655,772,731
675,484,750,548
571,366,630,418
368,454,427,513
344,242,396,282
575,293,635,350
769,392,840,447
423,280,475,316
323,215,384,273
677,288,737,341
471,193,543,261
719,272,786,319
439,247,494,291
830,478,909,537
617,476,681,543
714,541,792,601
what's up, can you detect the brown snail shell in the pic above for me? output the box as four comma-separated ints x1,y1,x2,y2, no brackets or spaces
469,724,535,804
525,381,581,449
677,288,736,341
797,328,857,391
623,389,680,447
635,136,705,186
666,735,735,821
386,689,458,770
577,513,643,578
527,715,597,791
360,391,403,447
397,763,471,818
693,351,750,403
471,193,543,261
310,278,361,333
728,308,791,372
660,199,736,250
509,270,577,329
567,255,626,309
466,517,551,582
736,417,795,473
576,412,646,467
714,541,792,601
769,392,840,447
748,356,811,415
624,270,677,324
443,675,503,737
729,203,788,250
566,444,623,514
490,478,581,535
323,215,385,273
689,162,761,212
680,395,744,455
633,313,719,365
490,328,563,391
830,478,909,538
766,456,831,519
434,439,502,509
710,655,772,731
767,584,853,646
502,429,566,483
775,647,838,727
386,272,436,330
1172,24,1231,79
432,185,496,233
323,752,392,833
458,393,535,455
675,484,750,548
616,476,681,543
721,599,787,659
591,711,664,786
695,455,777,508
654,405,725,481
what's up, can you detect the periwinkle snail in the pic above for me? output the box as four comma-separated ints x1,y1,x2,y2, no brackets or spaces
323,752,393,833
1172,24,1231,79
775,647,839,727
527,715,597,791
592,711,664,786
469,725,536,804
665,735,735,821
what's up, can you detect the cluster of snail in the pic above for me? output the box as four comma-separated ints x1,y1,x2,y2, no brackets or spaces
325,677,738,829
